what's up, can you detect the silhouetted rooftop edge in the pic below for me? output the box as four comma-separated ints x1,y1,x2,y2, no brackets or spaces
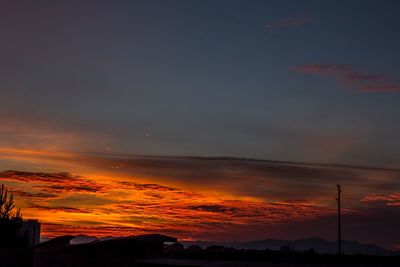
36,233,177,249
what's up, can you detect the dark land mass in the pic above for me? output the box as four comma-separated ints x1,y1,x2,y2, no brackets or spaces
181,237,395,256
1,234,399,267
71,235,395,256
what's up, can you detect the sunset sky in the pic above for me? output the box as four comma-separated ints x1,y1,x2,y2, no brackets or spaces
0,1,400,250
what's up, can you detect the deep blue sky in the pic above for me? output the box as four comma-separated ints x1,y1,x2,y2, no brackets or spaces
1,0,400,167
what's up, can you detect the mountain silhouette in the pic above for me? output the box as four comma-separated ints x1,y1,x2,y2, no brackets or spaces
45,235,394,255
182,237,394,255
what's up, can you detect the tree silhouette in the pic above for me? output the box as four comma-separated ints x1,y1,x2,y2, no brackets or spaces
0,184,24,246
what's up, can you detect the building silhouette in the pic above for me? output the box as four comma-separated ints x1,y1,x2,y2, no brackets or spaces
33,233,177,267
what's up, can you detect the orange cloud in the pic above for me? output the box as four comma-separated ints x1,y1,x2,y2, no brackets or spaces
361,192,400,206
1,148,400,246
0,170,340,240
1,148,400,205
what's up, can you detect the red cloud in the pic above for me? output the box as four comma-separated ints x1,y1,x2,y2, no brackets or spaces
294,64,351,75
265,15,314,30
362,84,400,92
29,204,91,214
0,170,110,196
361,192,400,206
294,64,399,92
0,170,341,240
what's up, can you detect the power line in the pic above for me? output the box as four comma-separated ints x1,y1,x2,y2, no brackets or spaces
336,184,342,255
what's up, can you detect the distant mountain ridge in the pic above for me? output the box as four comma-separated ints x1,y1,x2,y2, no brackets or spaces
43,235,395,256
182,237,394,255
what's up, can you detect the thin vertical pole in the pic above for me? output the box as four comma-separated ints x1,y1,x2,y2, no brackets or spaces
337,184,342,255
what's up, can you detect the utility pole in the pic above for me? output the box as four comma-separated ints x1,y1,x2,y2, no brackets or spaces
336,184,342,255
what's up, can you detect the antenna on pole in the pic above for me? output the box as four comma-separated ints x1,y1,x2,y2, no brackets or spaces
336,184,342,255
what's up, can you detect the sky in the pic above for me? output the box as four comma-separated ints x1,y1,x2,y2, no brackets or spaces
0,0,400,250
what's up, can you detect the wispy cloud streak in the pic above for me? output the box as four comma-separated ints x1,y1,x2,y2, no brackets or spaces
294,64,400,92
361,192,400,206
265,15,314,30
0,170,339,240
0,149,399,247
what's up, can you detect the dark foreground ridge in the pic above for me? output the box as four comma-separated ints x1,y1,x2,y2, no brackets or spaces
181,237,395,256
1,233,176,267
163,244,400,267
1,233,400,267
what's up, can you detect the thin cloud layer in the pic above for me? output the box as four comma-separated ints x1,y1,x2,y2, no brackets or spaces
0,150,399,248
362,84,400,92
0,170,109,196
361,192,400,206
294,64,400,92
265,15,314,30
1,149,400,205
0,170,337,242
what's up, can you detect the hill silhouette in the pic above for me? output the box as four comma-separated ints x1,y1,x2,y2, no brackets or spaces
182,237,394,255
62,235,395,255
